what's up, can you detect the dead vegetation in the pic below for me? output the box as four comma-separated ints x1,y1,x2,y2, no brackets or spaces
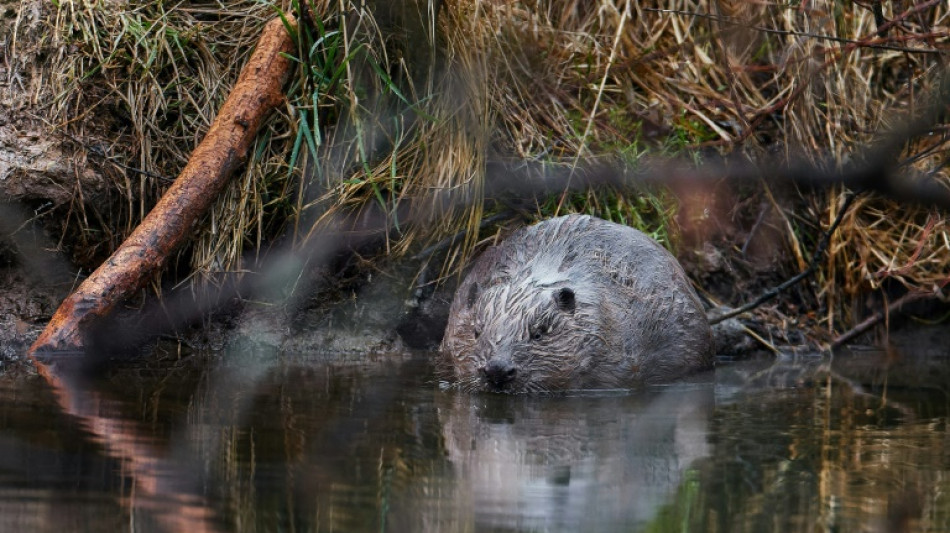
11,0,950,339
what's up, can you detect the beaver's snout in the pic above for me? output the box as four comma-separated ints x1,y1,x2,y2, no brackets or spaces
482,358,517,391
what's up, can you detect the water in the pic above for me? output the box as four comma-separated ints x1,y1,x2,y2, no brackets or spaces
2,347,950,532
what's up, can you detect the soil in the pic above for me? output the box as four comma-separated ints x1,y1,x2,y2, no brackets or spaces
3,2,103,199
0,235,70,360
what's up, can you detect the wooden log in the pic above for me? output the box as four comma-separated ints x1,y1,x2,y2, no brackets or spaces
28,15,297,357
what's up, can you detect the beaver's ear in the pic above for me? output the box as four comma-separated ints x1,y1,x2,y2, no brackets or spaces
465,282,479,308
553,287,576,314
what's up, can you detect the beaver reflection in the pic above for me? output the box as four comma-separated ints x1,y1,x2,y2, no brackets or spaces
440,215,712,393
435,384,713,530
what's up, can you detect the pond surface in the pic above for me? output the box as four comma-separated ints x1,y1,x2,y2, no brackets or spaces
2,345,950,532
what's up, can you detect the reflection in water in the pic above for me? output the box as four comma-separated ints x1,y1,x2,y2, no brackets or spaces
430,386,713,531
32,353,230,533
3,349,950,531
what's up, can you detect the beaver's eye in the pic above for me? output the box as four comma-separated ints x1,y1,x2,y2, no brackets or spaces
473,326,482,339
530,325,548,341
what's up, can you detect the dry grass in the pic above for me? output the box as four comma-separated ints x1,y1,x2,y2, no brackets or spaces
436,0,950,330
46,1,282,274
34,0,950,332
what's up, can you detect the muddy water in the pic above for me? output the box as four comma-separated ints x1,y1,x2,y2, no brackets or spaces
2,347,950,532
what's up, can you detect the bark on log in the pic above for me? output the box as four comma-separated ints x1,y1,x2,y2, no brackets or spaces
28,15,297,357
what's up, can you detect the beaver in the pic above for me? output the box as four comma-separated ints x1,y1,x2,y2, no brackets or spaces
439,214,713,393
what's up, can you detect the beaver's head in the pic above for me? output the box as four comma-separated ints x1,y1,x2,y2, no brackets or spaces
441,277,607,393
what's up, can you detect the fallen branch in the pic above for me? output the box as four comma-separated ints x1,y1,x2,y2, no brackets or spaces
28,15,297,357
831,289,946,349
709,192,858,325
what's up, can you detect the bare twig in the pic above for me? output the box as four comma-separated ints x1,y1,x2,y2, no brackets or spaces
79,139,175,184
709,193,859,325
643,2,945,54
831,290,945,348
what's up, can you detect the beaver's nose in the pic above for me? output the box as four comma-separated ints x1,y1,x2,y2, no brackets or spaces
482,359,517,390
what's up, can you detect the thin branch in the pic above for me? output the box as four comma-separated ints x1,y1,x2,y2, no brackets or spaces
831,290,944,348
643,3,947,54
708,192,859,325
83,141,175,184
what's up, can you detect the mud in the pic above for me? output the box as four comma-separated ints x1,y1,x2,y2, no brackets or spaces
0,1,117,210
0,259,68,361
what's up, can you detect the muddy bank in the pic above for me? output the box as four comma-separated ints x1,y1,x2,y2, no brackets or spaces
1,2,119,221
0,204,73,361
0,264,62,361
